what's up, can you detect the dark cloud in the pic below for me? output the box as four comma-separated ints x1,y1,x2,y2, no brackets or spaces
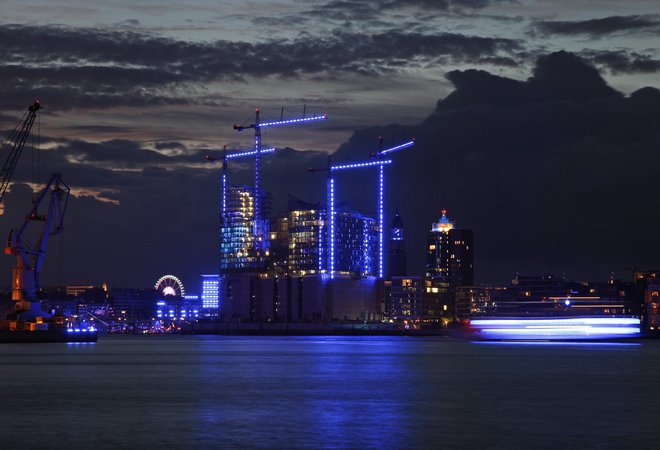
154,141,186,150
5,50,659,287
533,15,660,38
307,0,511,21
0,23,521,110
331,51,660,282
580,49,660,74
67,125,135,134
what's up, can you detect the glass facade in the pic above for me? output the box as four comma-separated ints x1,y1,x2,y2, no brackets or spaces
220,186,270,271
267,207,379,277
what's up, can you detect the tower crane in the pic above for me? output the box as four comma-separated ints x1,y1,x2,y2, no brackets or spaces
5,173,70,314
233,107,327,256
206,144,275,223
309,137,414,278
0,100,41,204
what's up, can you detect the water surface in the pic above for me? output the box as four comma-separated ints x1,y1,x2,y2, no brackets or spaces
1,335,658,449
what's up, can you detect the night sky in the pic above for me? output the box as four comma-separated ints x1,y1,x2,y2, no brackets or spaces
1,0,660,290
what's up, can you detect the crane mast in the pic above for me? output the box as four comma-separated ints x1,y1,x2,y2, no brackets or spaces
5,173,70,312
0,100,41,204
234,107,327,265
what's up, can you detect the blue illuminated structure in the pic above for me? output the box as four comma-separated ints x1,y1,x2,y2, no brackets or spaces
318,138,414,278
206,145,275,221
207,145,275,271
201,274,220,309
470,317,641,340
310,137,415,279
234,108,327,256
370,137,415,278
329,159,392,278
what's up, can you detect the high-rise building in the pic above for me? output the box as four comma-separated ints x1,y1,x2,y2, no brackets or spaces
220,186,271,271
388,208,407,278
288,207,325,276
426,210,474,285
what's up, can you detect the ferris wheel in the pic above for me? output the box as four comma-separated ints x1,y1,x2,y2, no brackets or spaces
155,275,185,297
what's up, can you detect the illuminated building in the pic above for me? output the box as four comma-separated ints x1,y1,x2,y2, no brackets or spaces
387,208,407,278
635,270,660,334
268,198,378,277
334,210,378,277
156,296,201,321
220,186,271,271
426,210,473,285
456,274,638,319
286,197,325,276
387,276,421,319
455,286,508,320
421,278,453,322
201,274,220,310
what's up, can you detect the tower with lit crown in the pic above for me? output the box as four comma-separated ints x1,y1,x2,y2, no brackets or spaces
426,210,473,286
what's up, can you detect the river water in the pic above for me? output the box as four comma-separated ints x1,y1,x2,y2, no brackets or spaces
1,335,659,449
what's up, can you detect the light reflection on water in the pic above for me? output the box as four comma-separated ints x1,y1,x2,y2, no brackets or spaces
0,335,659,449
473,340,642,347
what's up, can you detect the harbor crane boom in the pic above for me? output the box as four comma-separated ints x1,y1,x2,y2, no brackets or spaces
0,100,41,204
5,173,70,311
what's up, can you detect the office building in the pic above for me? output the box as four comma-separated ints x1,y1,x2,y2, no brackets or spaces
426,210,474,285
220,186,271,271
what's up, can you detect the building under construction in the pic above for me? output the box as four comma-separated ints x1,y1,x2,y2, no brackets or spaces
212,108,415,323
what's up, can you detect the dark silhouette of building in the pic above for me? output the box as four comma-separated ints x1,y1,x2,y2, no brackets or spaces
387,208,407,278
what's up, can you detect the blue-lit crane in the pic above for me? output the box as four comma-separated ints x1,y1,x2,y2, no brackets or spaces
369,136,415,278
206,144,275,223
0,100,41,204
233,107,327,254
310,137,414,279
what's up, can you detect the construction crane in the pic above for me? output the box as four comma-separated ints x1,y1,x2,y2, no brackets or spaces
206,144,275,224
309,137,414,278
369,136,415,278
5,173,70,313
233,107,327,256
0,100,41,204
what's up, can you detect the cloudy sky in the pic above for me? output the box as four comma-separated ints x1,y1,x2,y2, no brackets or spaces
1,0,660,290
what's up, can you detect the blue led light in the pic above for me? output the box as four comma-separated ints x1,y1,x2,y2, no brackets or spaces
225,147,275,159
331,159,392,171
328,176,335,278
379,140,415,156
260,114,327,128
378,164,384,278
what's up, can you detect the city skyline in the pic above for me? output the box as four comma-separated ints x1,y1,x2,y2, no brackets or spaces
1,1,660,287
